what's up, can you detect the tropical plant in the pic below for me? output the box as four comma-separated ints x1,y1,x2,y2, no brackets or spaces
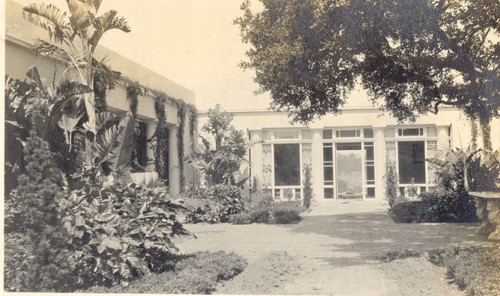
418,147,500,222
426,147,500,192
61,181,192,287
22,0,132,176
183,184,245,223
187,104,250,186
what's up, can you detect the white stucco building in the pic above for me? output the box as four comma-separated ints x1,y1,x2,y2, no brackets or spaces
199,98,499,202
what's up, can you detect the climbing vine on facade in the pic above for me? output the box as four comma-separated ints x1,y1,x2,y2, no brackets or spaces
126,81,145,171
93,61,120,112
188,106,198,151
177,103,186,188
153,94,169,181
126,81,142,116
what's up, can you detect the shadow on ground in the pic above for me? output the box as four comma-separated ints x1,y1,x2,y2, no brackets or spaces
285,211,490,268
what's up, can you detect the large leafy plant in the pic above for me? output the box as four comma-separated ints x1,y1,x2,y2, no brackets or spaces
62,181,192,287
426,147,500,192
5,66,136,185
22,0,132,178
187,104,253,186
420,147,500,222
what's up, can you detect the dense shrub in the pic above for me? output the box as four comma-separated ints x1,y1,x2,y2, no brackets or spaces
183,195,222,224
271,201,305,224
245,191,274,223
86,251,248,294
4,134,74,292
62,181,192,288
272,210,302,224
420,189,478,222
183,184,244,223
229,212,253,224
388,201,430,223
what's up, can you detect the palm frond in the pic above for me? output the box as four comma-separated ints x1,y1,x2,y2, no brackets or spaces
67,0,96,31
89,0,103,13
89,10,131,49
93,113,135,171
23,3,70,43
34,40,69,61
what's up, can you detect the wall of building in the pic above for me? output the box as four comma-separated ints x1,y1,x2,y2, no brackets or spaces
5,0,197,194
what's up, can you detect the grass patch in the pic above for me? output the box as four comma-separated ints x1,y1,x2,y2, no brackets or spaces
85,251,247,294
427,246,500,296
380,246,500,296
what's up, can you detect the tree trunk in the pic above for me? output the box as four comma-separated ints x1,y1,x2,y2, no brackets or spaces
479,116,492,151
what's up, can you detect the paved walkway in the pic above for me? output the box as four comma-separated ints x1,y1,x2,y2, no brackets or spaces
175,200,492,295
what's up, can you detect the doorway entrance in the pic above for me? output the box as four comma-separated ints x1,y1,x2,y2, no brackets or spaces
336,142,363,199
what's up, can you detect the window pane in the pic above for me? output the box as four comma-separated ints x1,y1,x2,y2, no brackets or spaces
401,128,423,136
323,129,333,139
324,167,334,182
323,146,333,162
398,141,426,183
338,130,358,138
363,128,374,138
337,142,362,150
324,188,334,199
365,146,374,161
274,144,301,185
366,166,375,181
366,187,375,198
302,130,311,140
275,130,297,139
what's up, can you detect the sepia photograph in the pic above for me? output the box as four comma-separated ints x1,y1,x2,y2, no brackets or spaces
2,0,500,295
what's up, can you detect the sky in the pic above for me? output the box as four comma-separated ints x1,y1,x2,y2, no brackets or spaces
14,0,272,111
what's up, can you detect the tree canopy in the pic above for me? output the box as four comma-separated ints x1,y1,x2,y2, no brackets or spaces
236,0,499,144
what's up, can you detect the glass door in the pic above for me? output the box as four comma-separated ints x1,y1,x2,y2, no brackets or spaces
336,143,363,199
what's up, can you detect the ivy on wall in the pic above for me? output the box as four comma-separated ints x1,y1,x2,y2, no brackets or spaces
126,82,145,172
94,61,120,112
188,106,198,151
126,81,142,116
177,103,186,188
153,94,170,181
121,77,198,189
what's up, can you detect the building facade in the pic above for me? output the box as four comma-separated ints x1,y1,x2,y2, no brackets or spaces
199,105,500,203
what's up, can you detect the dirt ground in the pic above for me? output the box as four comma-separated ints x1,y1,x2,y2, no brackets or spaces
377,257,463,296
215,251,301,294
215,251,464,295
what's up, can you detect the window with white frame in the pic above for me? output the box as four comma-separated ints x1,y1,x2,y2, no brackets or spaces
398,128,424,137
336,129,361,138
398,141,426,184
274,144,301,186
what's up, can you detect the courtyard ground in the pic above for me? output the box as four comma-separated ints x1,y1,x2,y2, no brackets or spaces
175,200,498,295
